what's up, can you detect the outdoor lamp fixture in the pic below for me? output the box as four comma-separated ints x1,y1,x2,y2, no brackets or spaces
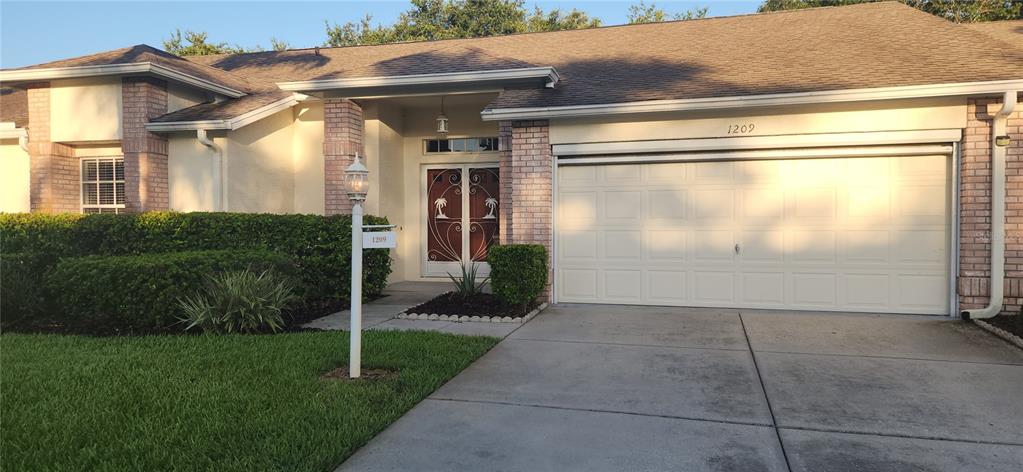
344,153,369,378
995,135,1011,147
436,96,449,134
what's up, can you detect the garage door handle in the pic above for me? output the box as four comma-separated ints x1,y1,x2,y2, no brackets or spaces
734,243,740,255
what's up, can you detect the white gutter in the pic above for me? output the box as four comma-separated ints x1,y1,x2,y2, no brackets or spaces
276,67,560,92
481,79,1023,120
196,129,227,212
145,94,305,132
0,62,246,98
963,90,1018,320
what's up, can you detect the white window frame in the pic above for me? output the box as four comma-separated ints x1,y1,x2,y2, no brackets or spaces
80,156,126,214
423,136,501,155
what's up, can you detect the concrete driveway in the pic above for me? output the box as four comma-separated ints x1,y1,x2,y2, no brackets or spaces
339,305,1023,471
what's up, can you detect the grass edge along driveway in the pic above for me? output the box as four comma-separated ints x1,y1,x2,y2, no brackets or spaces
1,330,499,471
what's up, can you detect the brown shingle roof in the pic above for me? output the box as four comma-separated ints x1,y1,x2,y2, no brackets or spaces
12,44,259,94
185,2,1023,112
150,90,293,123
964,20,1023,50
1,87,27,128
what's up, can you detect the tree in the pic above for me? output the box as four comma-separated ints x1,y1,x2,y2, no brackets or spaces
525,6,602,32
325,0,602,47
163,30,250,56
627,1,709,24
758,0,1021,22
270,37,290,52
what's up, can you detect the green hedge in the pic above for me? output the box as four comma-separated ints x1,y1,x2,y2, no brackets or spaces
0,212,392,303
487,244,548,307
0,252,58,329
46,250,294,334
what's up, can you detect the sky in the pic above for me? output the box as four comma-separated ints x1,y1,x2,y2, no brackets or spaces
0,0,761,68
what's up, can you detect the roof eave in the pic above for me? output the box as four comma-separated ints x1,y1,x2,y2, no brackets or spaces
481,79,1023,121
0,62,247,98
277,66,559,96
146,93,305,132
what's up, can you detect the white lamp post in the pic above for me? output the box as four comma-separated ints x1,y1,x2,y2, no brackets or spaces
343,153,369,378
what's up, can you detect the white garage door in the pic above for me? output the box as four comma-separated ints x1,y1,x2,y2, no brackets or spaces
556,154,951,314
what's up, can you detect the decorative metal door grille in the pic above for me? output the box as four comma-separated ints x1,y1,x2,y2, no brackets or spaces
424,166,500,268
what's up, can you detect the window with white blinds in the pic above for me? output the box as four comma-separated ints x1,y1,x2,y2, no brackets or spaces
81,157,125,214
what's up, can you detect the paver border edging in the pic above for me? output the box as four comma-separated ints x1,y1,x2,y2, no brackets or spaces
397,303,549,323
973,319,1023,350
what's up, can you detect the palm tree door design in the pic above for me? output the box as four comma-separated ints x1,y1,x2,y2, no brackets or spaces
424,166,499,277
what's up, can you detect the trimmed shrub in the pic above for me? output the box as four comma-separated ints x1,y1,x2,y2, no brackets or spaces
46,250,294,334
179,269,298,334
0,212,392,303
487,244,548,307
0,252,58,329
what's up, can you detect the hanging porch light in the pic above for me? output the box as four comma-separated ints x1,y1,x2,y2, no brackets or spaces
436,96,449,134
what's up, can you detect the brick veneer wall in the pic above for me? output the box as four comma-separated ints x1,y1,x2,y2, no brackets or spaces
508,120,554,301
958,94,1023,315
323,98,364,215
26,82,79,213
121,77,169,212
498,121,513,244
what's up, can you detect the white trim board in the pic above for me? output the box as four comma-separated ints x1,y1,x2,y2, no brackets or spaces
482,80,1023,120
552,129,963,157
557,145,954,166
0,62,246,98
145,94,306,132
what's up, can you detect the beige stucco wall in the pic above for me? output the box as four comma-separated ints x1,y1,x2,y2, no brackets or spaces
50,77,122,143
292,102,325,215
168,132,222,211
0,139,30,213
226,108,295,213
167,84,210,113
399,105,501,281
549,97,968,145
362,102,406,281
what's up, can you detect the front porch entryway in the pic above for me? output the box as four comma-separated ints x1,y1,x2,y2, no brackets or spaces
422,164,500,277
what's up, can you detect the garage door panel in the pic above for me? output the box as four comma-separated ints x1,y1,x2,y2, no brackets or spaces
605,231,642,260
693,271,735,303
740,272,786,305
648,189,688,221
645,230,686,260
647,271,687,303
560,231,598,260
791,273,838,307
557,154,950,314
839,230,890,264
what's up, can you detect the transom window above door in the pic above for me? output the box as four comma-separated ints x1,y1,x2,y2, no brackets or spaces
425,137,500,154
81,157,125,214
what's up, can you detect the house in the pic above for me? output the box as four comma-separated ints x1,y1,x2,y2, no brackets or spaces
1,2,1021,317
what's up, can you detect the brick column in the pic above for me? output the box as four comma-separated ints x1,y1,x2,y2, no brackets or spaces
959,94,1023,314
509,120,554,301
26,82,78,213
121,77,169,212
498,121,513,243
323,99,364,215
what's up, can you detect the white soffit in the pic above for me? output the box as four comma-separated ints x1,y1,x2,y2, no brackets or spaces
552,129,963,158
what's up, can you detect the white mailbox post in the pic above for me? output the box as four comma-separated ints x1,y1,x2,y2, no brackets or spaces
343,155,369,378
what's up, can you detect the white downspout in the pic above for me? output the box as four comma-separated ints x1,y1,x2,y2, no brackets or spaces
18,130,28,152
963,90,1018,319
196,129,227,212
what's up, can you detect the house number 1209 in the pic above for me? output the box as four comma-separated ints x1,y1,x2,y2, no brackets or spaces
727,123,756,134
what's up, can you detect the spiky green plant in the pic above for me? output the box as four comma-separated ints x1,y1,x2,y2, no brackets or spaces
178,269,297,334
448,261,488,300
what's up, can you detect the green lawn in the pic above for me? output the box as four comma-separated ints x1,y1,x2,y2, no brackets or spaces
1,331,499,471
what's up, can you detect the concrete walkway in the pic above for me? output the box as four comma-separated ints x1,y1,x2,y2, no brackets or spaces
338,304,1023,472
303,281,522,337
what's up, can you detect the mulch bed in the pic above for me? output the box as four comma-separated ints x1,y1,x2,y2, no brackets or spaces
405,292,537,318
320,367,398,382
984,314,1023,339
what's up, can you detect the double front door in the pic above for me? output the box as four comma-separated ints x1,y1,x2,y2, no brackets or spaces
423,165,500,277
